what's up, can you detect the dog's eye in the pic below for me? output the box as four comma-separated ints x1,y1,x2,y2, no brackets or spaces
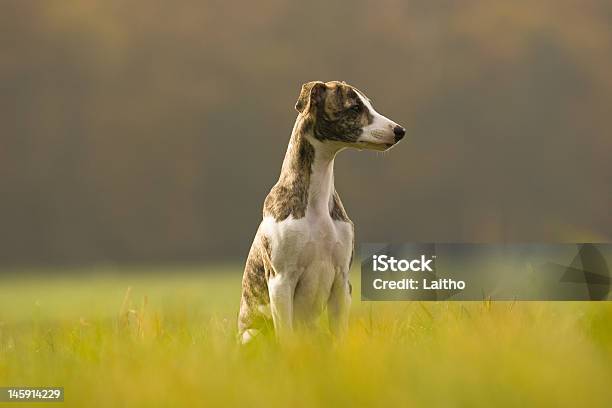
350,104,361,113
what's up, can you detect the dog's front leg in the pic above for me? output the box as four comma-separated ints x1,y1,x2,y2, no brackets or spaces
327,270,352,339
268,274,295,342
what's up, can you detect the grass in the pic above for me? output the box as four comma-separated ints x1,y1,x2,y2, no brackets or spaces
0,265,611,407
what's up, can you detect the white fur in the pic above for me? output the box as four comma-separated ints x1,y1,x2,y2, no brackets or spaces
356,92,399,147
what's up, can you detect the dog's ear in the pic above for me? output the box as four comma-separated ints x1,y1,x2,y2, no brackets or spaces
295,81,326,113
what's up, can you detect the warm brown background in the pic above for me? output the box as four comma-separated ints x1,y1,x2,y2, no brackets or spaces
1,0,611,266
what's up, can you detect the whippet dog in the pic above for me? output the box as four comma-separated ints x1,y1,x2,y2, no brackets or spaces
238,81,405,343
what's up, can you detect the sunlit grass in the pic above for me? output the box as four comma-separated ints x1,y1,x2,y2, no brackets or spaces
0,266,611,407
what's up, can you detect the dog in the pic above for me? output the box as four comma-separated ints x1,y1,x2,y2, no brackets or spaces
238,81,405,344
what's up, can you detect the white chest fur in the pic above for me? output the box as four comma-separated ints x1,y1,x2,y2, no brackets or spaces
261,210,353,321
262,212,353,272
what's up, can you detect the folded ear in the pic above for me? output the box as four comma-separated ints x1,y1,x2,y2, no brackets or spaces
295,81,326,113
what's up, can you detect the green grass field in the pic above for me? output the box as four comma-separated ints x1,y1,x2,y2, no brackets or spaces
0,266,611,407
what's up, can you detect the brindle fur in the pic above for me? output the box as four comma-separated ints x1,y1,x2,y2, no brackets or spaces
330,190,350,222
331,189,354,280
238,232,274,335
313,82,374,143
263,123,315,222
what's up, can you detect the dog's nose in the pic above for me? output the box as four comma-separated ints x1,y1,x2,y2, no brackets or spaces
393,125,406,141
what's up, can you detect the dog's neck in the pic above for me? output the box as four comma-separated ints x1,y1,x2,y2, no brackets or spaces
265,115,341,221
303,134,338,217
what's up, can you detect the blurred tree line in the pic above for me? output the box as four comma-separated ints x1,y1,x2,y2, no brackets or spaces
1,0,610,266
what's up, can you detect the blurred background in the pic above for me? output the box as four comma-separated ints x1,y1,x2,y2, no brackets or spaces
1,0,611,267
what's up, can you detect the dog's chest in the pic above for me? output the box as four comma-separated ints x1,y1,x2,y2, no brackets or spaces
262,213,353,277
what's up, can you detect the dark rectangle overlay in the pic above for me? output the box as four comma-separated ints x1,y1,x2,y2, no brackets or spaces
361,243,612,301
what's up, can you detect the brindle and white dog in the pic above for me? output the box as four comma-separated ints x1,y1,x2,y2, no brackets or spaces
238,81,405,343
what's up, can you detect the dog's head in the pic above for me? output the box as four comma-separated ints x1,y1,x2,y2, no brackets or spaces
295,80,405,151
